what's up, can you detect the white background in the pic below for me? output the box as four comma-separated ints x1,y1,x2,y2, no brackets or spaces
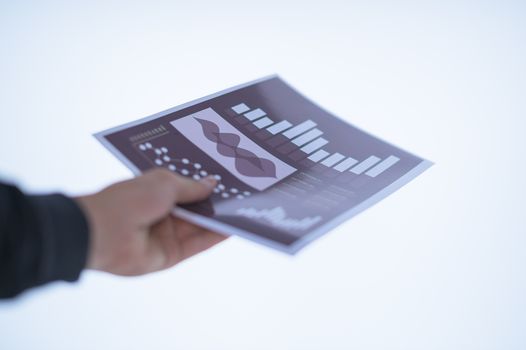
0,1,525,349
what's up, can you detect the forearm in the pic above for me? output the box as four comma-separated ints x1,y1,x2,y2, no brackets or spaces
0,183,89,299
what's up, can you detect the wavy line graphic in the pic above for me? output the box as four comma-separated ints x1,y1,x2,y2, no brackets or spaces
195,117,277,178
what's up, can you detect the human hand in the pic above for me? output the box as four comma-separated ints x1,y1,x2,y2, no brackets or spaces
75,169,227,275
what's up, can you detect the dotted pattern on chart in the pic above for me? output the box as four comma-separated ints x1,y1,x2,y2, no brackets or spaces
138,142,252,200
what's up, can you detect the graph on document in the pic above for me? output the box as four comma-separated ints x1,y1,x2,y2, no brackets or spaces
236,206,322,231
171,108,296,191
230,103,400,178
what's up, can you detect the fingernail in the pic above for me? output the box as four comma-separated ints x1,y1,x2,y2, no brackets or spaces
200,176,217,188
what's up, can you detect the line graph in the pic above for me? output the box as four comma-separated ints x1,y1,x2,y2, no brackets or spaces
171,108,296,191
195,117,278,178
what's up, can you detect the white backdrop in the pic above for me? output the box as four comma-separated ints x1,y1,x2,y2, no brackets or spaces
1,1,525,349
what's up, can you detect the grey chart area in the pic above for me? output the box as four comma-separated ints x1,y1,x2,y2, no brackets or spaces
96,76,431,253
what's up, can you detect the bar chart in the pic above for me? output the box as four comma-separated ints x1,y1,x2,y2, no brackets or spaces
236,206,322,231
230,103,400,178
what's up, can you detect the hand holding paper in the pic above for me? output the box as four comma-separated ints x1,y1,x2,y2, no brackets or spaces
76,169,226,275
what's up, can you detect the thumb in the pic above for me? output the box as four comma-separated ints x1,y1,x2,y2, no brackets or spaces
140,169,216,209
173,175,217,204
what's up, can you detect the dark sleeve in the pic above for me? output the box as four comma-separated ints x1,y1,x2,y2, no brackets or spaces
0,182,89,299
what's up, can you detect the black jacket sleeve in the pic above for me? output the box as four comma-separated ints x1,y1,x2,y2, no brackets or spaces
0,182,89,299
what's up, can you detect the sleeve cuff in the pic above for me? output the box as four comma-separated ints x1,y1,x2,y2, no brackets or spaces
28,194,90,284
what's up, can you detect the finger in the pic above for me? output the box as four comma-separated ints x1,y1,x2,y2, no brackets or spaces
170,217,205,240
179,230,228,261
146,217,180,270
173,175,217,204
142,169,216,203
148,217,202,270
150,218,227,269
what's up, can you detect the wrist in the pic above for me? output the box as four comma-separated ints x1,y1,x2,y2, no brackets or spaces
74,195,105,271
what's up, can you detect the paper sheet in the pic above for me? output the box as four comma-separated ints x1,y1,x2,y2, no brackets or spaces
95,75,432,254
